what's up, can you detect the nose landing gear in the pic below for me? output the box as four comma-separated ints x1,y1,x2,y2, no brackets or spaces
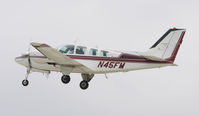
22,79,29,86
22,69,30,86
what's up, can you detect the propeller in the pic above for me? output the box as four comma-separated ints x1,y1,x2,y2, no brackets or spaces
26,41,32,70
27,53,32,69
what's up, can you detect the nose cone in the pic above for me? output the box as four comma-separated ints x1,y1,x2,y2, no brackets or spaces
15,55,28,66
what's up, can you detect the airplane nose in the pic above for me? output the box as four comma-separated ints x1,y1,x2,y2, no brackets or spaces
15,56,22,64
15,55,27,66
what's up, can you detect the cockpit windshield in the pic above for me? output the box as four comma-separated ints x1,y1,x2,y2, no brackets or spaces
56,45,74,54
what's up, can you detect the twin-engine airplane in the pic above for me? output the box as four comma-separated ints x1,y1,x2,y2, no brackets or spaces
15,28,186,90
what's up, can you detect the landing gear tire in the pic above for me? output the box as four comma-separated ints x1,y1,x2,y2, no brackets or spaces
80,80,89,90
61,75,70,84
22,80,29,86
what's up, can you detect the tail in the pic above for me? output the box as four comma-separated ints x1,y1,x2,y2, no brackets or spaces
142,28,186,63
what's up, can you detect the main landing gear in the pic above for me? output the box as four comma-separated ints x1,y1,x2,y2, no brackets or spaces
60,74,89,90
79,74,94,90
60,74,89,89
80,80,89,90
61,75,71,84
60,73,94,90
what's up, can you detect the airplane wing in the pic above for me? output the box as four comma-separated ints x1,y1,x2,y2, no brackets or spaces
31,42,93,74
31,42,79,65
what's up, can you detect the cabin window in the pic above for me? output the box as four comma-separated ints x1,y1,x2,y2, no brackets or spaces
100,50,108,57
89,48,98,56
76,46,87,54
58,45,74,54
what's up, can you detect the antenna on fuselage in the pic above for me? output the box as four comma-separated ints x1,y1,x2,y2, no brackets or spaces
74,31,80,46
74,37,79,45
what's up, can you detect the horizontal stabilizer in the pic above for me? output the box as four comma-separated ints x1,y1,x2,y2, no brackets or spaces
141,54,165,61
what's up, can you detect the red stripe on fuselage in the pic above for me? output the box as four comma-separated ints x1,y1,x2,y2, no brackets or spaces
27,54,169,63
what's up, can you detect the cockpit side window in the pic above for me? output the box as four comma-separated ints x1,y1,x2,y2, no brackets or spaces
100,50,109,57
76,46,87,55
89,48,98,56
58,45,74,54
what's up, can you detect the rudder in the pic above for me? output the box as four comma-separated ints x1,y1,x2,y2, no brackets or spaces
147,28,186,63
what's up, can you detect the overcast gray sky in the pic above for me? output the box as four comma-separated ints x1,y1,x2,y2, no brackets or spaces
0,0,198,116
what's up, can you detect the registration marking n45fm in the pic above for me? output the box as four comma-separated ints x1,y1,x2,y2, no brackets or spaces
97,61,125,69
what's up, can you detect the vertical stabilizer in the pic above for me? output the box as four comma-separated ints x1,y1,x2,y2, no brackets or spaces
146,28,186,63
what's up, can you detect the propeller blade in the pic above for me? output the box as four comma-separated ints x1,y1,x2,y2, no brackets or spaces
27,40,32,69
28,55,32,69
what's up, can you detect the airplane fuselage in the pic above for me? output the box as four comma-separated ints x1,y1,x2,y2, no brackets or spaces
16,52,173,74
